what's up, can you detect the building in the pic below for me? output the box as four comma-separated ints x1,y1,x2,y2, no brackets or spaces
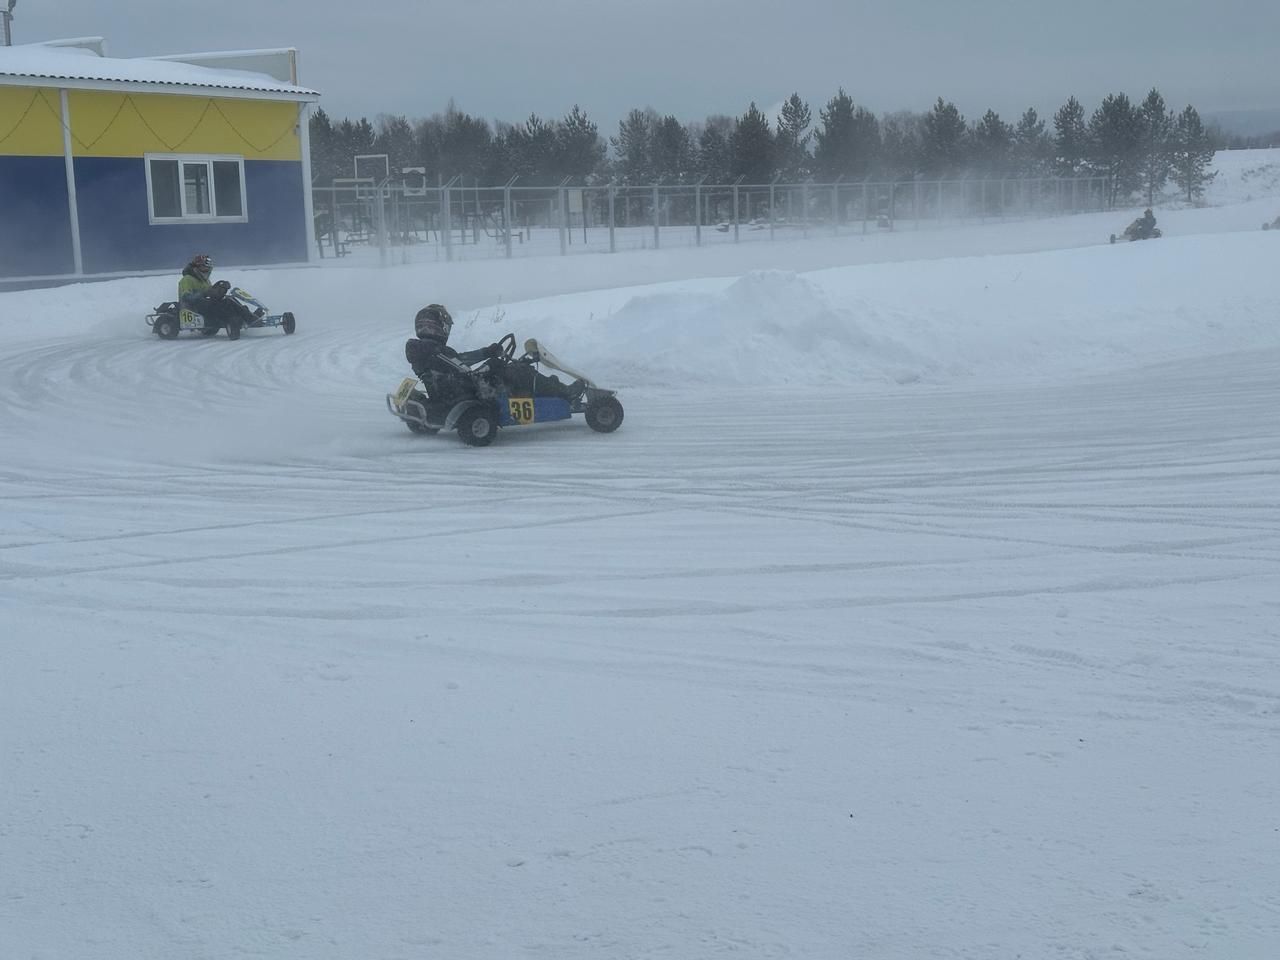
0,38,319,287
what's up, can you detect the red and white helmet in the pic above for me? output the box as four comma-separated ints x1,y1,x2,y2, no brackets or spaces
188,254,213,282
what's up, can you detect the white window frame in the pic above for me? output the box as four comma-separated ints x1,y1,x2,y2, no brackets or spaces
145,153,249,225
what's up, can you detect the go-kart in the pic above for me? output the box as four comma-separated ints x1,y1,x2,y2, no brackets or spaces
147,284,296,341
1263,216,1280,231
1109,218,1162,244
386,334,624,447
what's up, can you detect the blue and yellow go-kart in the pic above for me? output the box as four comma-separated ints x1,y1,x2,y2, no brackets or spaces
386,334,624,447
147,285,296,341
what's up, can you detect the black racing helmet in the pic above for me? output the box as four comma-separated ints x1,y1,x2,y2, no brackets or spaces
414,303,453,342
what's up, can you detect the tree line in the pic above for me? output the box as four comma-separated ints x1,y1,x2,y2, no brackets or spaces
309,88,1218,203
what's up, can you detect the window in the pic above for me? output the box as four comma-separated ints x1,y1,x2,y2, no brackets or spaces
146,155,248,223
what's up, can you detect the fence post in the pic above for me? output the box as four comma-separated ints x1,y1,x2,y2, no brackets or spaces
832,177,842,236
862,180,869,234
652,181,660,250
558,179,570,255
503,177,516,259
733,179,741,243
604,183,614,253
769,175,778,241
608,183,616,253
441,180,454,262
694,177,703,247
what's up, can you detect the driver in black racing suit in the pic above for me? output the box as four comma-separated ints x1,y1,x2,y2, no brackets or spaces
405,304,583,402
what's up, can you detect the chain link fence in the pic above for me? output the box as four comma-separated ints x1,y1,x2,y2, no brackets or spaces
310,175,1112,265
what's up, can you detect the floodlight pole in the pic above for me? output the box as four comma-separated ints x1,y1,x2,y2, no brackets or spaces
2,1,17,46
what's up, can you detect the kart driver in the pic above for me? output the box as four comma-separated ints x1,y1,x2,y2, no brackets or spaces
178,254,254,331
405,304,583,401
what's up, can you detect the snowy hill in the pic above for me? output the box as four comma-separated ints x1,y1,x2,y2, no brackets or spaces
1207,146,1280,206
2,173,1279,960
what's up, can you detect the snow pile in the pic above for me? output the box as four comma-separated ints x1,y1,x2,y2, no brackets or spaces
497,270,928,388
487,231,1279,389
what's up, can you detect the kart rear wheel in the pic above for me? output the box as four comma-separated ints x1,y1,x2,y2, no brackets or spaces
456,406,497,447
585,396,624,433
282,312,296,335
154,316,179,339
226,320,242,341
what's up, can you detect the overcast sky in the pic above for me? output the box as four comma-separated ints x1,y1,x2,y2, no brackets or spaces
13,0,1279,130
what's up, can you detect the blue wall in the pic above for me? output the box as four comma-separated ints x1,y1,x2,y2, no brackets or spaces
73,158,308,274
0,156,75,279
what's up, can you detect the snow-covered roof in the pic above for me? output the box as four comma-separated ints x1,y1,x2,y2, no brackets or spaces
0,41,319,100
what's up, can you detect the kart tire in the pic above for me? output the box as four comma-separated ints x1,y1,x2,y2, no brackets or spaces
407,421,438,435
226,320,242,341
282,312,296,335
456,406,497,447
154,316,179,339
1109,234,1116,244
585,396,624,433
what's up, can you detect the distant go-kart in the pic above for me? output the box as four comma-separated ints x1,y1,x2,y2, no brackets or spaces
1109,218,1162,244
147,285,296,341
1263,216,1280,231
386,334,624,447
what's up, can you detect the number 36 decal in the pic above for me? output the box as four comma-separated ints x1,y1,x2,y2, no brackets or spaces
508,398,535,424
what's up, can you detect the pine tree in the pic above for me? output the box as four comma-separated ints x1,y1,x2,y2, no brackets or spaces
506,114,557,184
775,93,812,179
813,89,880,181
650,115,693,182
555,105,606,182
921,97,967,176
373,114,417,179
1137,88,1173,206
970,109,1013,176
307,107,342,185
435,103,493,182
693,115,733,183
1012,108,1051,177
881,111,924,179
1088,93,1143,206
1169,105,1217,203
730,102,776,183
1053,96,1088,176
611,108,655,183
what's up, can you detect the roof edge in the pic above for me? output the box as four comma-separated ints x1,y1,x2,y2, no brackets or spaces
0,73,319,102
149,48,299,86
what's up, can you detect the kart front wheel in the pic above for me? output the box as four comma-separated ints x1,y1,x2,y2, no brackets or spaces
282,312,296,335
586,396,624,433
226,320,242,341
154,316,179,339
456,406,497,446
407,421,438,435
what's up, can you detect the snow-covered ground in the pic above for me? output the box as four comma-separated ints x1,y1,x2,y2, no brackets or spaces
2,151,1280,959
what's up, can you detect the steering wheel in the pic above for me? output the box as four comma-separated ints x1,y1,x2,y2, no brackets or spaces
497,333,516,362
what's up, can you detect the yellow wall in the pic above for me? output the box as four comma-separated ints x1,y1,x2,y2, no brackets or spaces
0,86,64,157
0,84,301,160
68,91,301,160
